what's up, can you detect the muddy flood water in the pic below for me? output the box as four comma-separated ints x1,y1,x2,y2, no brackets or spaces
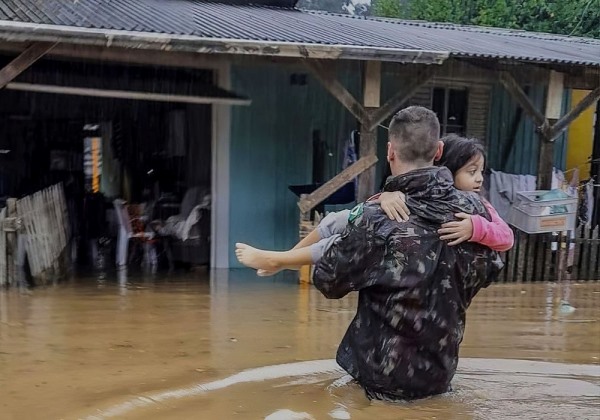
1,270,599,420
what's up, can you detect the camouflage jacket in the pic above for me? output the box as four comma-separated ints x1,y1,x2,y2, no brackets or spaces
313,166,504,400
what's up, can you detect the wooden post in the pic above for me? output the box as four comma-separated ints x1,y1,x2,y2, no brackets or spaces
358,61,381,202
537,71,565,189
5,198,17,286
366,67,436,132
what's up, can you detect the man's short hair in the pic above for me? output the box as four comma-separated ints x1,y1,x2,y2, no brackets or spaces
388,106,440,163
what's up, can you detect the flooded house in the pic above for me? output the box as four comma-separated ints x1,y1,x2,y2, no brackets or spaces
0,2,599,418
0,0,598,283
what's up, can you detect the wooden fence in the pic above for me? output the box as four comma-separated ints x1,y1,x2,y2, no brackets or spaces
500,225,600,282
0,184,70,286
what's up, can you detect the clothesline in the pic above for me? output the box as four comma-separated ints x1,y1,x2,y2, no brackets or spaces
564,158,600,174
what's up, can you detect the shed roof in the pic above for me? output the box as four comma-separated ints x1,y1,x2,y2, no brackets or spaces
0,0,599,67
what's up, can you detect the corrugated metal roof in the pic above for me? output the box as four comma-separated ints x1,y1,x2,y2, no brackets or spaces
0,0,598,67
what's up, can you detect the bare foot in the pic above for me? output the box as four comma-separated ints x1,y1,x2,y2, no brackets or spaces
235,243,281,271
256,268,282,277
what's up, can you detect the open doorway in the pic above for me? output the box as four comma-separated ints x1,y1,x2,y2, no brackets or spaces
0,57,218,271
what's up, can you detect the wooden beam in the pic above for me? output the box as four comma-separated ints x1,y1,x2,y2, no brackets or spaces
545,71,564,120
550,86,600,139
0,42,226,70
356,131,378,202
357,60,383,202
0,42,56,89
366,67,435,131
363,61,381,108
565,68,600,90
5,82,252,106
305,59,370,125
298,155,378,214
0,21,449,64
537,72,568,190
536,138,554,190
499,71,547,128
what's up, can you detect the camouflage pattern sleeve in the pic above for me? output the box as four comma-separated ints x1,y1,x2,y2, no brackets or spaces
313,203,387,299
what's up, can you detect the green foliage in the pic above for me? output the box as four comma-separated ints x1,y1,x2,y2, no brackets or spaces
372,0,600,38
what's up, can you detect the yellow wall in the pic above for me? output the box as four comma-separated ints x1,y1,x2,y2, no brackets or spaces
566,90,596,177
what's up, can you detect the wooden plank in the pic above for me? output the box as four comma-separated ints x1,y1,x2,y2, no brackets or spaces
304,59,370,125
366,67,435,131
16,197,34,277
0,208,6,286
363,61,381,108
545,71,565,120
298,155,378,214
5,199,17,286
591,226,599,279
5,82,252,106
466,86,491,142
0,42,56,89
0,42,227,70
358,61,381,202
356,130,377,202
536,140,554,190
499,71,547,128
533,74,566,191
550,86,600,140
0,24,449,64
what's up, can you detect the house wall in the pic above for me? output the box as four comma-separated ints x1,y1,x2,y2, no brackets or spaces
566,89,596,177
227,62,360,267
226,59,575,267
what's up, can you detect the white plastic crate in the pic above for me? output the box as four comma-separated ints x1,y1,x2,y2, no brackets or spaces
508,190,578,234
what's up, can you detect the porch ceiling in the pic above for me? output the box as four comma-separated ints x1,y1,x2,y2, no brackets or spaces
0,53,250,105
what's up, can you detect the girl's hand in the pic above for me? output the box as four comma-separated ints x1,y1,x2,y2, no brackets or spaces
438,213,473,246
376,191,410,222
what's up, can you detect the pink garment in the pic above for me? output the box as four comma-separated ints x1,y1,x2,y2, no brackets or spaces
470,200,514,252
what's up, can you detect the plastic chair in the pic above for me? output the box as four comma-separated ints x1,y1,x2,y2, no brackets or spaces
113,199,156,268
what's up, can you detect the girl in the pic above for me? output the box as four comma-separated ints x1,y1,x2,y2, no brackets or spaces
236,135,513,274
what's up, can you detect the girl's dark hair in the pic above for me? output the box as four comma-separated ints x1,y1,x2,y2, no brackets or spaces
437,134,486,175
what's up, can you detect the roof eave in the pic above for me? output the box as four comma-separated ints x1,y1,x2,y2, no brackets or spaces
0,20,449,65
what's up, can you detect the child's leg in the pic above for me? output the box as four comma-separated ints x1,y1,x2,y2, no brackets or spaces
237,235,341,274
236,243,313,272
292,209,351,250
255,210,350,276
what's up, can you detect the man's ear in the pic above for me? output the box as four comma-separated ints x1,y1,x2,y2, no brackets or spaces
433,141,444,162
386,142,394,162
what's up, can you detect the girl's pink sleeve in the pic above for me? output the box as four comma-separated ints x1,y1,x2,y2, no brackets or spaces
470,200,514,252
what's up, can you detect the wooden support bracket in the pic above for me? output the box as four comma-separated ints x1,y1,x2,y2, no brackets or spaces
500,70,600,189
550,86,600,140
366,67,436,131
298,155,378,214
0,42,57,89
304,59,370,125
499,71,547,128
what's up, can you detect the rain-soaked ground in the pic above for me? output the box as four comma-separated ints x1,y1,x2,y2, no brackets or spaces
0,270,599,420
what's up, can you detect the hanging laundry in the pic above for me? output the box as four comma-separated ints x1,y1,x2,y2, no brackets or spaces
489,169,536,221
551,168,565,190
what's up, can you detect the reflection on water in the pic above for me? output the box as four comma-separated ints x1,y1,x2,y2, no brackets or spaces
0,270,598,419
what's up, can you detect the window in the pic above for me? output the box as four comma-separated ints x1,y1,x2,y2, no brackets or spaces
432,87,468,135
